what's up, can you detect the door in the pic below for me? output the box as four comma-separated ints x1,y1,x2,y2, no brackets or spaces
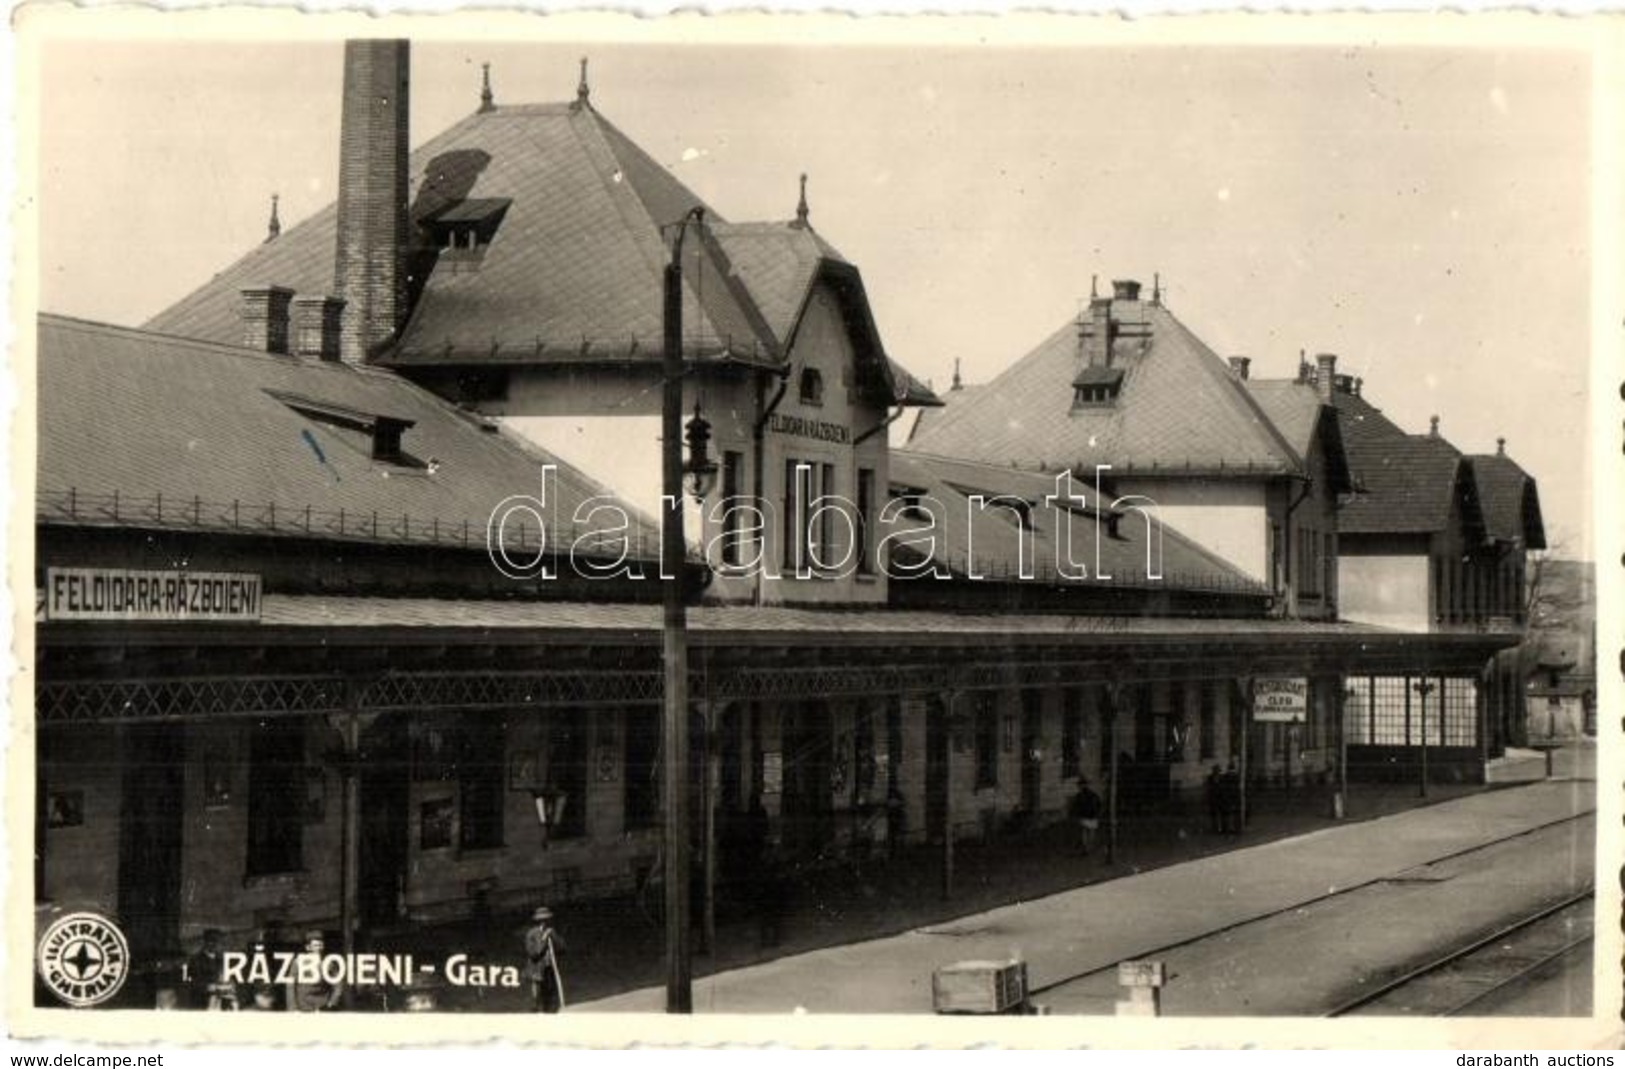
117,725,185,960
1020,691,1043,817
780,703,832,860
359,715,410,930
924,698,948,843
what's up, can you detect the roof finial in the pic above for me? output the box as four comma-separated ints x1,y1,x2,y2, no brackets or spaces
794,173,809,228
1497,436,1506,456
1429,414,1440,438
576,56,590,106
479,62,495,113
1152,272,1162,305
952,358,963,391
264,193,281,243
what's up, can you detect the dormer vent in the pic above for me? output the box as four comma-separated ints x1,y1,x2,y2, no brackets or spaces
265,389,421,466
424,198,512,263
1072,365,1124,408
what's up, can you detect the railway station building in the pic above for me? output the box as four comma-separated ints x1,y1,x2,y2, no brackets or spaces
32,40,1530,972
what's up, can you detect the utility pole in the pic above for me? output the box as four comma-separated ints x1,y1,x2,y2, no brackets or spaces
660,207,706,1014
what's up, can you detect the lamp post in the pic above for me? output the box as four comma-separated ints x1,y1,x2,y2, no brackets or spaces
661,206,716,1014
1413,677,1436,799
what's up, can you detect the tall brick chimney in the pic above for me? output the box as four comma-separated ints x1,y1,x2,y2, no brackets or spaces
1315,353,1337,402
335,40,410,365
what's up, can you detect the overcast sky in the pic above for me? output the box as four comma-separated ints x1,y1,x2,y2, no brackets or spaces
35,34,1595,556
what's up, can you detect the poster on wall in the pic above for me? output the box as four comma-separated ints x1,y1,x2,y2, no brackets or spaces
303,767,326,824
420,798,455,851
1253,678,1308,723
761,751,783,795
509,750,543,792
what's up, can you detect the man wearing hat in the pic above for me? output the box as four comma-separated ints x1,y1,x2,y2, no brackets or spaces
288,930,345,1012
522,907,565,1013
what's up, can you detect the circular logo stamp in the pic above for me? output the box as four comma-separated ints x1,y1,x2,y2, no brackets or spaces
36,912,130,1007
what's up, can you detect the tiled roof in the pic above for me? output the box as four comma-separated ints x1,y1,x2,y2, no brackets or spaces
888,451,1264,594
1327,388,1412,451
1329,387,1489,537
709,222,847,347
36,314,663,558
904,384,984,444
1338,432,1469,535
1244,380,1354,494
1467,451,1547,549
144,101,936,407
903,300,1304,477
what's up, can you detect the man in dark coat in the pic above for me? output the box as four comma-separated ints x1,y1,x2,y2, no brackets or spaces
1071,777,1103,855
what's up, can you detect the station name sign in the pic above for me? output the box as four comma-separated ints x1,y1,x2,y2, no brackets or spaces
766,413,851,445
1252,677,1307,723
45,568,262,623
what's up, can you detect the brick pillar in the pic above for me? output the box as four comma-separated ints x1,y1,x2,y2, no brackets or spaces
239,285,294,354
292,295,347,361
334,39,410,365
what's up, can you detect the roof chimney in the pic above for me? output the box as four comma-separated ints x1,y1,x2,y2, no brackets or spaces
1083,295,1113,367
1228,356,1251,380
335,39,410,365
264,193,281,244
1429,415,1440,438
1315,353,1337,402
239,286,294,354
1497,436,1506,456
1111,279,1141,302
951,358,963,391
293,295,347,362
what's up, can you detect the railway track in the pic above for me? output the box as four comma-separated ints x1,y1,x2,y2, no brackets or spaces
1325,890,1594,1017
1023,809,1594,1010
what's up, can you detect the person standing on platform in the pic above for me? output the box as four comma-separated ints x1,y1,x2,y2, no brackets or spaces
288,930,345,1012
1071,777,1103,855
523,906,566,1013
185,928,235,1010
1205,765,1224,834
1220,759,1243,835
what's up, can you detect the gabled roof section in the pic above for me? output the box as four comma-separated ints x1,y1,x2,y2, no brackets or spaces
888,451,1265,595
709,222,848,347
1329,384,1512,539
1468,451,1547,549
903,299,1304,478
1338,433,1472,536
36,314,662,560
709,221,938,409
1245,380,1354,495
